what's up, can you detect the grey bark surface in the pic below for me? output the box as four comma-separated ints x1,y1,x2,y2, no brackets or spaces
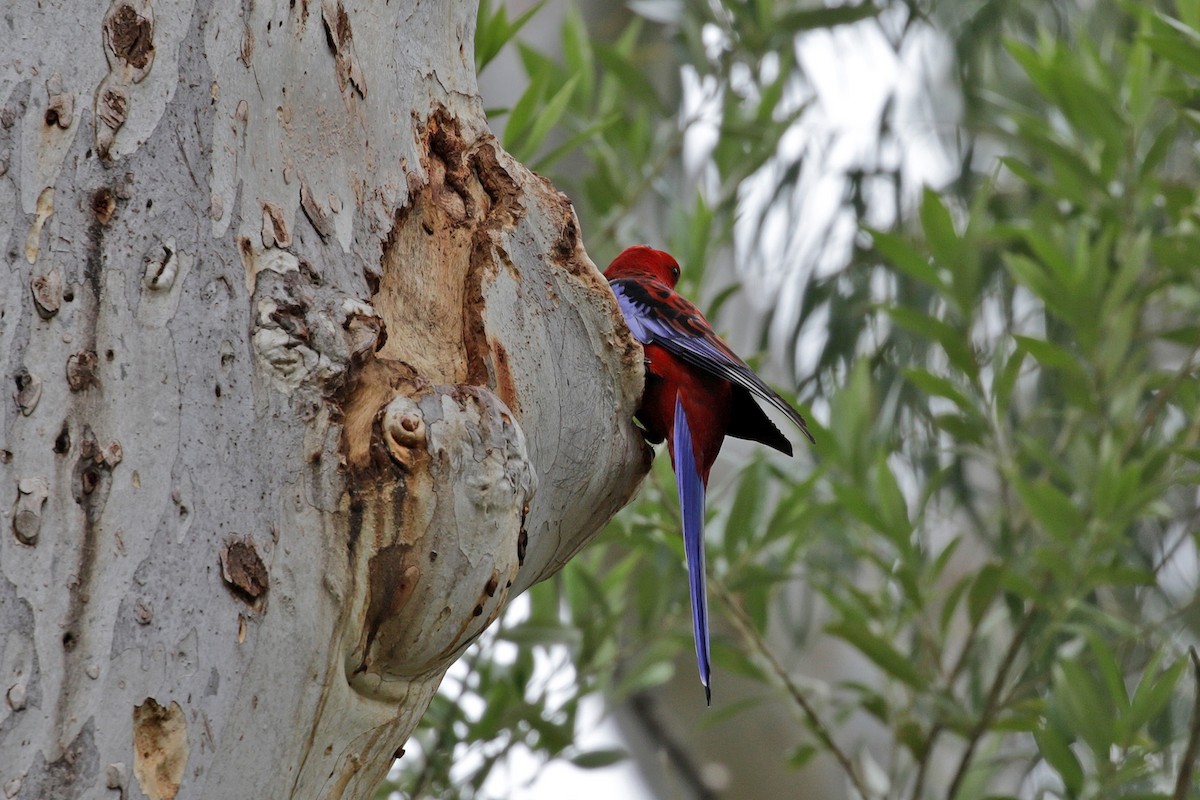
0,2,649,798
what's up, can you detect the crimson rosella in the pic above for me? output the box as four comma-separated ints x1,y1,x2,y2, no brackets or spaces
606,245,815,704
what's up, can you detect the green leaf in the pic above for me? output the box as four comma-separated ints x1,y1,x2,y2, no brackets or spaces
776,3,881,31
1126,653,1186,735
1034,723,1084,795
1012,475,1085,541
1143,13,1200,76
503,70,549,150
873,455,911,544
1013,335,1089,388
1054,659,1114,757
475,0,546,73
532,113,621,172
919,187,962,269
561,7,595,108
496,621,583,648
940,575,971,635
967,563,1004,626
595,42,663,111
1086,632,1130,739
888,307,976,376
905,368,974,413
614,659,675,697
570,748,628,769
871,228,943,290
825,619,925,689
725,458,770,553
833,484,891,536
514,75,580,161
994,345,1026,415
788,743,818,768
1003,253,1065,317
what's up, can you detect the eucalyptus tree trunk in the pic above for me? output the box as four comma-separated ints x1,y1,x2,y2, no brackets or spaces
0,2,648,798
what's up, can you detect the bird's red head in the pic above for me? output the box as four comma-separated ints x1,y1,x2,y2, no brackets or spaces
604,245,681,288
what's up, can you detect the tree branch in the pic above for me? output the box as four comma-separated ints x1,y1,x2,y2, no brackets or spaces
627,692,719,800
712,580,873,799
944,601,1040,800
1172,647,1200,800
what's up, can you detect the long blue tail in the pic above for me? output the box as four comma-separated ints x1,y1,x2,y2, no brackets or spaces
673,393,711,705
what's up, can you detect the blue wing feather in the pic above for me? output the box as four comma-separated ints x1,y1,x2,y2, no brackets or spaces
611,279,814,445
673,393,712,705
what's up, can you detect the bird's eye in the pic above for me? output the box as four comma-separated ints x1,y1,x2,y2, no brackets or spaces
671,264,680,280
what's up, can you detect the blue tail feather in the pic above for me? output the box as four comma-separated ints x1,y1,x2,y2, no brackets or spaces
673,393,711,705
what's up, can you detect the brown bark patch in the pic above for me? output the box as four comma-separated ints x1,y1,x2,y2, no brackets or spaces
219,538,269,604
372,110,495,384
31,268,63,319
300,180,334,238
321,0,366,98
66,351,99,392
366,112,527,408
488,339,520,415
471,144,521,227
132,698,188,800
105,4,155,71
14,367,42,414
91,188,117,225
359,543,420,667
260,201,291,248
340,360,421,474
552,204,582,270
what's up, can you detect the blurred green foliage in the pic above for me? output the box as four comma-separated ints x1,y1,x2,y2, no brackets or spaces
380,0,1200,797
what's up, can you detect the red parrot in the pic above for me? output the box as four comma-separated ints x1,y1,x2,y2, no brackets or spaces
606,245,815,704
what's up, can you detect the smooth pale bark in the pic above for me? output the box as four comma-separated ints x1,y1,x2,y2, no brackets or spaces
0,2,648,798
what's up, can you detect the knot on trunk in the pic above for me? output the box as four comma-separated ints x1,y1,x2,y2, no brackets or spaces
346,381,535,699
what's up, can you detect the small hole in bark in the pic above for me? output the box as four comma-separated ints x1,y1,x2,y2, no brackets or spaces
54,424,71,454
105,349,114,361
62,631,77,650
215,384,222,398
82,468,100,494
86,149,93,158
44,108,59,127
145,198,153,209
472,604,483,617
63,288,75,302
429,551,438,562
179,506,188,518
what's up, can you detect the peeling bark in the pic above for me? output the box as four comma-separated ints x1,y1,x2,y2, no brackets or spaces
0,2,648,798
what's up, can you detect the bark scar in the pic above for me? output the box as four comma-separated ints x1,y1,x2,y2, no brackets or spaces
132,698,188,800
322,0,367,99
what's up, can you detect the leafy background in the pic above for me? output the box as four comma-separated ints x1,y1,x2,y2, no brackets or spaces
381,0,1200,797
